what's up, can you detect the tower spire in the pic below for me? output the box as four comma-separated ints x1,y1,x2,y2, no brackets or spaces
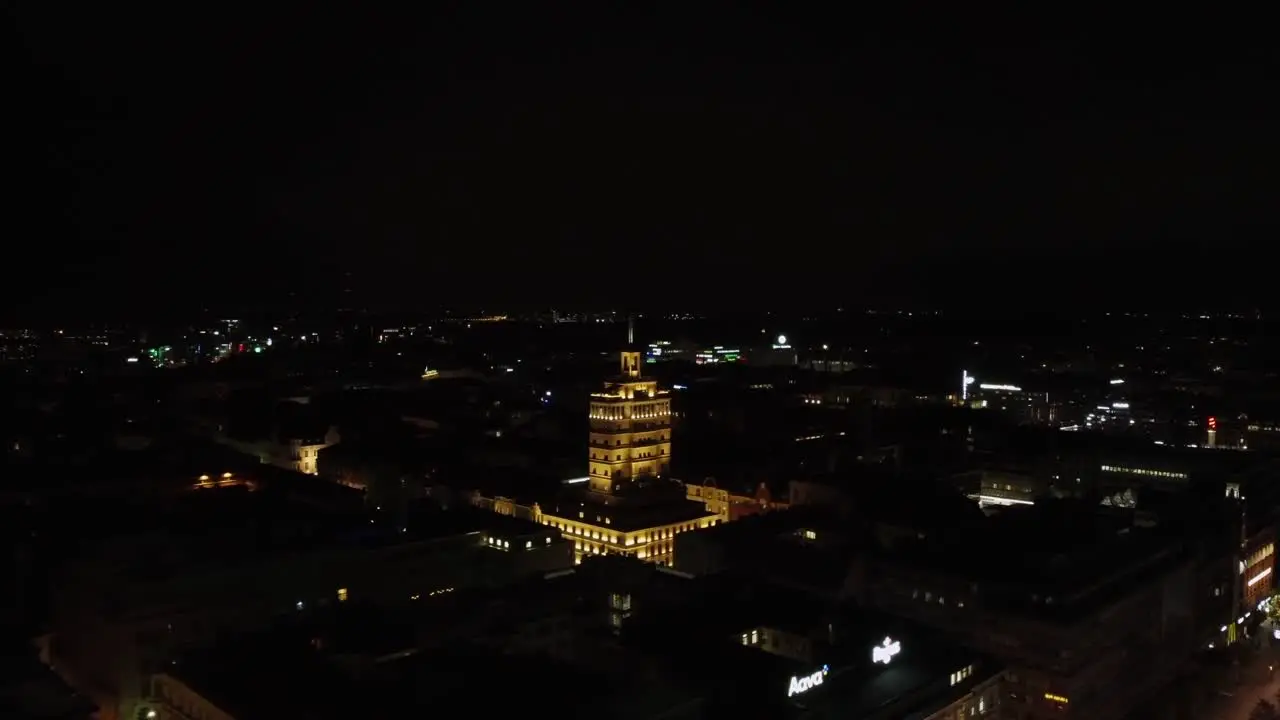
627,314,634,346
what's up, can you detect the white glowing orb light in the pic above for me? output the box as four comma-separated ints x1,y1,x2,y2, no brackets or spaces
777,334,787,345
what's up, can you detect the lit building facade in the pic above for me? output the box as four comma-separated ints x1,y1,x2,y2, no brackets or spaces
586,350,671,492
686,480,785,522
951,468,1043,509
966,382,1056,425
217,425,339,475
538,509,714,566
1240,492,1275,614
539,348,718,566
1243,534,1274,612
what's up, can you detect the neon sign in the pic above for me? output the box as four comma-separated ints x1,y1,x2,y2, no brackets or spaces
872,637,901,664
786,664,829,697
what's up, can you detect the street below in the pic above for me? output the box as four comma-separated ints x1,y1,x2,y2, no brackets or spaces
1194,639,1280,720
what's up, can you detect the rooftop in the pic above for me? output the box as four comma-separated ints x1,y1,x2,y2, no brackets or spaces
165,612,697,719
882,498,1189,622
623,576,995,719
543,487,717,531
993,426,1265,478
792,472,988,533
77,494,547,585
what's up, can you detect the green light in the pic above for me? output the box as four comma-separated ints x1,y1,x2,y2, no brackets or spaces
253,346,263,353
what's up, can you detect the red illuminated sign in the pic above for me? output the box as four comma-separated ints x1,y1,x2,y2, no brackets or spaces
1208,417,1218,430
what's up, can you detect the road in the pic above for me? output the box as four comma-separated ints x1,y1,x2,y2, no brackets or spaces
1124,636,1280,720
1199,641,1280,719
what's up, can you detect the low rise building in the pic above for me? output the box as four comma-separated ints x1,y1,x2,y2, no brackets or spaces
856,501,1219,720
145,629,699,720
217,415,340,476
685,479,784,521
619,573,1005,719
677,478,1236,719
48,491,571,720
139,556,1003,720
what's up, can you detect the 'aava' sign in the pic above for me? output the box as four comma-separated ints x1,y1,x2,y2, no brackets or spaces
787,664,829,697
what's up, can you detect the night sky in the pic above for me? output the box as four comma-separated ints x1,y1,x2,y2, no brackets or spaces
8,8,1278,318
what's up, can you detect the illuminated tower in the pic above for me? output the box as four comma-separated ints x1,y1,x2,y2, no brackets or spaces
587,344,672,494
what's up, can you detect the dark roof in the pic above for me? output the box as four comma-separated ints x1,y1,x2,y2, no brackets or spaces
794,473,988,532
73,494,543,585
166,632,362,719
544,488,717,531
882,498,1189,623
168,612,696,719
0,639,96,719
622,576,996,719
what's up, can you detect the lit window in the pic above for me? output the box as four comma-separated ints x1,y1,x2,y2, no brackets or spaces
337,588,348,602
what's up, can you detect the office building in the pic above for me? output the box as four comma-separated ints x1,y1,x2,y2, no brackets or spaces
537,344,719,566
677,478,1232,719
620,573,1005,719
856,501,1218,719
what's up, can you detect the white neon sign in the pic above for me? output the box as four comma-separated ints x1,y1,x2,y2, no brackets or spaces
872,637,901,664
786,664,828,697
1249,567,1272,587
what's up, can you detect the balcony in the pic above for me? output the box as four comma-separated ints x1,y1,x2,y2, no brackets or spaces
590,389,670,401
590,437,667,449
589,420,669,431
